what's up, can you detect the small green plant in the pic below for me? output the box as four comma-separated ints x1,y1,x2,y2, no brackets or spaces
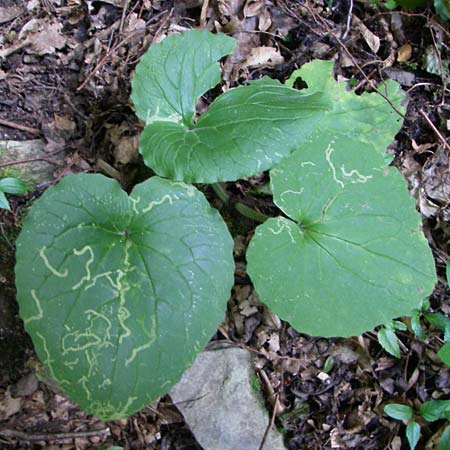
384,400,450,449
375,0,450,21
0,177,29,210
377,320,408,358
14,30,437,419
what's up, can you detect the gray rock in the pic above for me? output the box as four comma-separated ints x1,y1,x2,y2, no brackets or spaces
170,347,286,450
0,139,65,185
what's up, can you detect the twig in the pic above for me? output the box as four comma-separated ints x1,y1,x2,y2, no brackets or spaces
0,157,56,168
342,0,354,40
419,109,450,151
0,427,110,442
0,149,64,168
258,393,279,450
200,0,209,29
0,118,40,135
334,37,406,119
119,0,130,35
77,28,145,91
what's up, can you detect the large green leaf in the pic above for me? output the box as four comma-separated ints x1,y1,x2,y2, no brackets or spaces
285,60,406,155
131,30,236,127
246,68,436,337
132,30,330,183
15,174,234,419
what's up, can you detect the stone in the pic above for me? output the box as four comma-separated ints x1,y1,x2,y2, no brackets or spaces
170,347,286,450
0,139,65,185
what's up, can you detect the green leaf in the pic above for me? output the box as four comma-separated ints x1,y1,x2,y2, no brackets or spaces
285,60,406,155
0,177,29,194
438,342,450,367
132,31,335,183
15,173,234,420
246,76,436,336
392,320,407,331
424,313,450,340
439,425,450,450
131,30,236,127
446,260,450,286
411,310,426,340
420,400,450,422
378,327,401,358
0,190,10,210
435,0,450,21
406,421,421,450
384,403,414,421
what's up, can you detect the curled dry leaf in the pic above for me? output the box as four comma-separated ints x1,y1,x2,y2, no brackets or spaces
353,16,380,54
241,46,284,69
397,43,412,62
244,0,264,17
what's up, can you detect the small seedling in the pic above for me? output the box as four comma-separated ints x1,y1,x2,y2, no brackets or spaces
385,400,450,449
0,177,29,210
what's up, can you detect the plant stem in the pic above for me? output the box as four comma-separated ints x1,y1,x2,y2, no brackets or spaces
234,202,269,223
211,183,230,203
212,183,269,222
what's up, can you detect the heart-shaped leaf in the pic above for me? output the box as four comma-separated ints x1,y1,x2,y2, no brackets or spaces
247,65,436,337
131,30,237,127
132,30,330,183
15,174,234,419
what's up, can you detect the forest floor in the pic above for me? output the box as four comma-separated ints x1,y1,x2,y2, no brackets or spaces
0,0,449,449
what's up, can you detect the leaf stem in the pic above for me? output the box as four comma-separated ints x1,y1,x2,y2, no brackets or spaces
234,203,269,223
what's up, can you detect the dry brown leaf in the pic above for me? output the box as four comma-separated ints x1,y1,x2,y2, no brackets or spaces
217,0,242,17
244,0,264,17
397,43,412,62
0,389,22,420
0,6,22,24
242,46,284,69
353,16,380,54
258,8,272,32
26,21,67,55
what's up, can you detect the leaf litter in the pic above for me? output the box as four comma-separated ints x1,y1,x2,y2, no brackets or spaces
0,0,449,449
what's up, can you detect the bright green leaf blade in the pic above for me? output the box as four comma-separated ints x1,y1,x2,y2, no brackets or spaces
411,310,426,340
420,400,450,422
384,404,414,421
434,0,450,21
378,327,401,358
131,30,236,126
137,53,403,184
439,425,450,450
285,60,406,154
0,177,29,194
425,313,450,336
15,174,234,420
447,260,450,286
438,342,450,367
406,421,421,450
247,131,436,337
0,190,10,210
139,79,328,183
392,320,407,331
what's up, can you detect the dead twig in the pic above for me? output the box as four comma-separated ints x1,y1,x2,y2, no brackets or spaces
342,0,354,40
0,149,65,168
0,427,110,442
258,393,279,450
200,0,209,29
419,109,450,151
0,118,40,135
334,37,406,119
